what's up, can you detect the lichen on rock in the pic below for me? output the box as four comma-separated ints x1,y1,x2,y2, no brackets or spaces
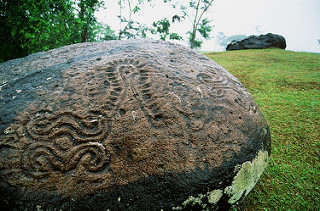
224,150,269,204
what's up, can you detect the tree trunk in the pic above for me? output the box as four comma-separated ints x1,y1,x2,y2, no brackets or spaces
81,26,88,43
79,0,87,42
190,28,197,49
189,0,200,49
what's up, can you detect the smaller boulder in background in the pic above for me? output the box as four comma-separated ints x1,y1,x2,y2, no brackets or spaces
226,33,287,51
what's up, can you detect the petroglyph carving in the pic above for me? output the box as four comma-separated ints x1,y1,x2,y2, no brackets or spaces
103,58,166,127
22,111,110,179
0,40,270,210
22,142,109,178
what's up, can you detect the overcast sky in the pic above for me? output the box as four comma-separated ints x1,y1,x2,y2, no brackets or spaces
96,0,320,53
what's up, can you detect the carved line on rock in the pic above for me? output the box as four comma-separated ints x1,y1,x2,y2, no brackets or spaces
197,72,227,85
103,62,125,116
21,142,110,179
137,67,166,126
104,57,166,128
22,110,110,179
26,111,109,143
196,67,255,113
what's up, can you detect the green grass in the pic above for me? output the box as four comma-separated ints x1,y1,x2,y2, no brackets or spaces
204,49,320,210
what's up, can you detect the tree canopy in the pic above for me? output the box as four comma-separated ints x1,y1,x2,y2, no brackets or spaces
0,0,215,62
0,0,103,62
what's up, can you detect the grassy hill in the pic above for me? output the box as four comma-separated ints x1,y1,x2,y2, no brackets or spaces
204,49,320,210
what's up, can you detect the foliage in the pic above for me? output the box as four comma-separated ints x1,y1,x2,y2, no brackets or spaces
76,0,104,42
0,0,78,62
187,31,202,48
197,18,212,39
94,23,118,41
169,32,182,40
1,0,218,62
152,18,171,40
151,18,182,41
117,0,150,39
186,17,212,49
205,49,320,210
119,19,148,39
116,0,182,40
178,0,214,49
0,0,103,62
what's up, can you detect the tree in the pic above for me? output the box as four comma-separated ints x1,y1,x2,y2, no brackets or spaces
167,0,214,49
94,23,118,41
75,0,104,42
0,0,78,61
0,0,26,62
0,0,105,62
184,0,214,49
115,0,182,40
117,0,152,39
151,18,182,41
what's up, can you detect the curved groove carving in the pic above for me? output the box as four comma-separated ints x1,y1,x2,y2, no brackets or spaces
103,63,125,114
197,72,227,85
26,111,108,143
22,142,109,178
104,58,166,127
137,68,165,125
22,111,110,179
207,87,227,99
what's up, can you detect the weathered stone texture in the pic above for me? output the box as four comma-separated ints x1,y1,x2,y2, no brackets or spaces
226,33,286,51
0,39,271,210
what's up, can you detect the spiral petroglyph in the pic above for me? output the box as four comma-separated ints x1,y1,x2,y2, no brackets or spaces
21,111,110,179
22,142,109,178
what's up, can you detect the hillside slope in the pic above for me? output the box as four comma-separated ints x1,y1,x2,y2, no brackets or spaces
205,49,320,210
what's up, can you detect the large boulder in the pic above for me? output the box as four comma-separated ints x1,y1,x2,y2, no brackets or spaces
0,39,271,210
226,33,286,51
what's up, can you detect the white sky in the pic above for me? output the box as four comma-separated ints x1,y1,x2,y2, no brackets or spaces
96,0,320,53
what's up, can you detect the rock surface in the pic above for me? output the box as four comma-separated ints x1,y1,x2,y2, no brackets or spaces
226,33,286,51
0,39,271,210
